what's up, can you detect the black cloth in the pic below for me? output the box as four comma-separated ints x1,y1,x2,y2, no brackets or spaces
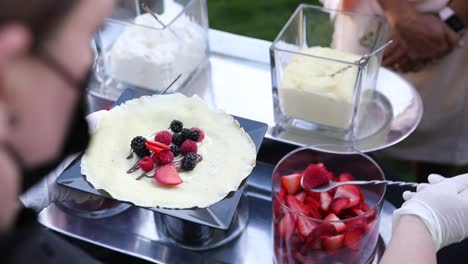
0,208,100,264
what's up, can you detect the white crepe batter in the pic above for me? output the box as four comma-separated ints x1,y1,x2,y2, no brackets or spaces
81,94,256,209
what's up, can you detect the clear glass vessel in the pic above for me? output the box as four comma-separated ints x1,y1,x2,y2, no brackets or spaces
270,5,388,140
272,145,386,263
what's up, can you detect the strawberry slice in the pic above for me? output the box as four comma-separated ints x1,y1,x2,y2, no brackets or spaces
278,213,296,240
320,192,333,211
337,173,355,182
295,191,307,203
324,213,346,233
302,163,330,190
334,184,361,208
344,228,364,249
145,140,171,151
280,173,302,194
297,217,318,238
322,234,344,251
345,218,367,232
286,195,307,214
330,197,350,215
154,164,183,185
305,223,336,244
352,208,365,216
307,191,321,201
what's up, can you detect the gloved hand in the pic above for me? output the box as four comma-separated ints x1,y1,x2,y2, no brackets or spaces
393,173,468,251
20,110,107,212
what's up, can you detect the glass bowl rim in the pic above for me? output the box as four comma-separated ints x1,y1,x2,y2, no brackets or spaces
272,144,387,223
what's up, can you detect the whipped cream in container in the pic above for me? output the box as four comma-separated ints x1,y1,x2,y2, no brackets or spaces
279,47,361,129
107,0,207,92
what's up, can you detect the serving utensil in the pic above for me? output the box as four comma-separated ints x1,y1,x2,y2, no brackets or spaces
302,178,418,193
329,40,393,77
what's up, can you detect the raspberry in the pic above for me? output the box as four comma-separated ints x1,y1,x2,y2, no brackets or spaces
191,127,205,142
170,120,183,133
154,130,172,145
180,140,197,155
131,136,151,157
181,128,200,142
138,156,154,172
172,133,185,146
153,150,174,165
182,152,198,171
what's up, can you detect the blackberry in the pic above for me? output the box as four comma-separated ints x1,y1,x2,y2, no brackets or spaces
170,145,180,156
182,152,198,171
170,120,183,133
172,133,185,146
181,128,200,142
131,136,151,157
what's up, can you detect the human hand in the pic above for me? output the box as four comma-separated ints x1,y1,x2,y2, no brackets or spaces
393,174,468,251
20,110,107,212
383,10,461,71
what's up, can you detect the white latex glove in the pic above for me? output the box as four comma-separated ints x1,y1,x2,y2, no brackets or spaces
393,173,468,251
20,110,108,212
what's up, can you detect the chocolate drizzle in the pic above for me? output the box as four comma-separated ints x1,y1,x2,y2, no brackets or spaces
126,151,134,159
127,159,142,174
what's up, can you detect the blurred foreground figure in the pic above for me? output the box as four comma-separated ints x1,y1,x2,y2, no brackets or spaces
0,0,113,263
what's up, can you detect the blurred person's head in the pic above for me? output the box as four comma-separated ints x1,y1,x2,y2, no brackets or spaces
0,0,113,230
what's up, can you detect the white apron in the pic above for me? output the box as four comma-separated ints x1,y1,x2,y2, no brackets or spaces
322,0,468,165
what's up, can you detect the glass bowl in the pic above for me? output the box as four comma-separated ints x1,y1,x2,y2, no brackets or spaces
272,145,385,264
89,0,209,105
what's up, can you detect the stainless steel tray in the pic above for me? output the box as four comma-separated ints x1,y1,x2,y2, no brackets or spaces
37,30,400,263
40,161,394,264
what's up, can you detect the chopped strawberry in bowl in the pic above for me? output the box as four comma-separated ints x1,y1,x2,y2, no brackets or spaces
272,145,385,264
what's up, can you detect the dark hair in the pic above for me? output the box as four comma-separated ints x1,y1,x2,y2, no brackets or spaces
0,0,79,52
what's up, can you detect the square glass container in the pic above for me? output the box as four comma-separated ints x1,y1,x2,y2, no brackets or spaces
89,0,209,107
270,4,387,140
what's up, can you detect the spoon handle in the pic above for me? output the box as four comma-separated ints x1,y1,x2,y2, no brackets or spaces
352,180,418,188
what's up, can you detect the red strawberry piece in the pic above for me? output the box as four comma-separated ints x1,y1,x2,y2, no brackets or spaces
330,197,350,215
280,173,302,195
322,234,344,251
305,223,336,244
293,251,307,264
273,199,287,222
345,218,367,232
153,150,174,165
278,187,287,203
324,213,346,233
154,164,183,185
334,185,361,208
302,163,330,190
352,208,365,216
344,228,364,249
138,156,154,172
297,216,318,238
337,173,355,182
295,191,307,202
304,195,320,210
180,139,198,155
145,140,170,153
308,206,322,219
327,172,335,180
278,213,296,240
320,192,333,211
361,202,371,212
286,195,307,214
191,127,205,142
307,191,321,201
154,130,172,145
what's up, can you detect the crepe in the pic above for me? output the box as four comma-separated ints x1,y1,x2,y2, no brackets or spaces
81,94,256,209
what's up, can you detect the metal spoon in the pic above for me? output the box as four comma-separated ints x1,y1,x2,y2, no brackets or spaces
302,178,418,193
329,40,393,77
141,3,179,39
